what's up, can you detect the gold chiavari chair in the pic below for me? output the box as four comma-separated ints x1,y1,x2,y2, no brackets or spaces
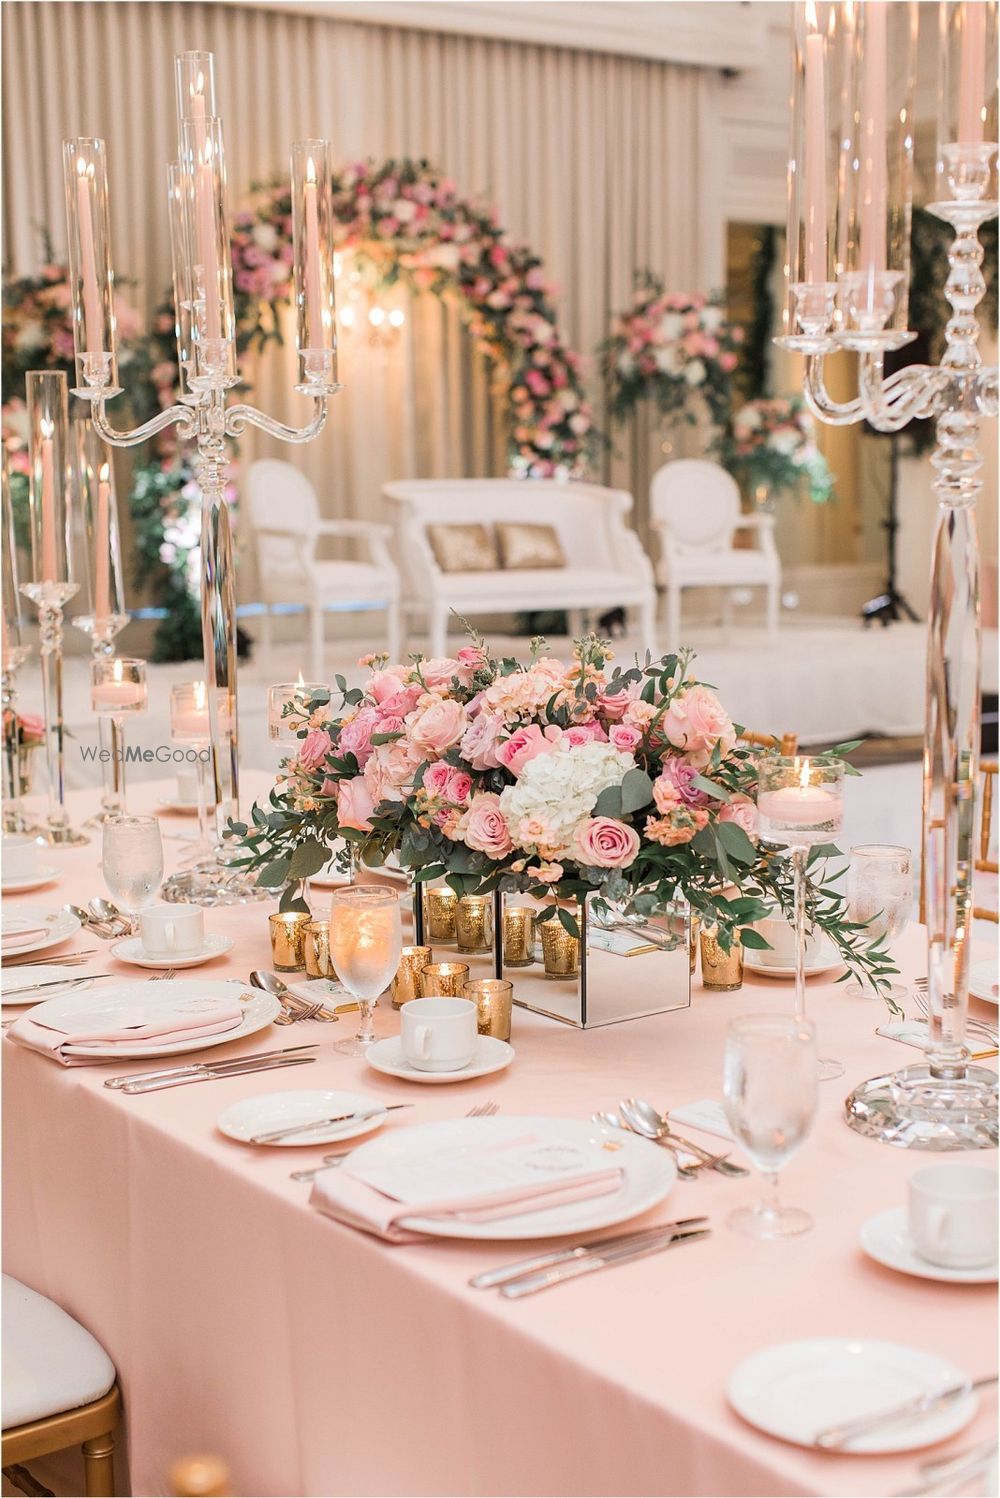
973,760,998,924
740,730,799,757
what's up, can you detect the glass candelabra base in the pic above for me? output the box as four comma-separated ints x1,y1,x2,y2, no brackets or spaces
160,857,272,908
845,1064,998,1151
39,819,90,847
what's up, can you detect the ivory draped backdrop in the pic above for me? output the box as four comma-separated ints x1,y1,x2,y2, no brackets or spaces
2,2,714,601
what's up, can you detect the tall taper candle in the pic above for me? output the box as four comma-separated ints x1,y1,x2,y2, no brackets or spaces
304,157,325,349
860,0,887,275
40,421,58,581
94,461,111,618
803,2,828,283
75,158,104,354
958,0,987,143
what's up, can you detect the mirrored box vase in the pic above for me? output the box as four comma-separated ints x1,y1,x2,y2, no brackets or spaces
497,892,691,1030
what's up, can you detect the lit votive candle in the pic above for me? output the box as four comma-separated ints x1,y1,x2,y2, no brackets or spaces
502,906,534,967
91,657,147,714
304,919,336,979
424,887,458,943
268,680,328,741
391,945,432,1007
462,979,513,1041
269,911,311,971
455,895,493,954
540,917,580,981
418,961,470,998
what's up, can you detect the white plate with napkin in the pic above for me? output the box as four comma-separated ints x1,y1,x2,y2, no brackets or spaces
1,906,80,957
5,980,278,1063
311,1114,675,1241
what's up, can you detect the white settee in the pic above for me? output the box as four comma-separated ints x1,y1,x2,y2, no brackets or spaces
381,479,656,656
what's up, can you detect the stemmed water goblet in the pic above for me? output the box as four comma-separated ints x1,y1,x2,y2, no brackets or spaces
101,814,164,930
329,885,403,1056
844,844,912,1002
723,1014,819,1240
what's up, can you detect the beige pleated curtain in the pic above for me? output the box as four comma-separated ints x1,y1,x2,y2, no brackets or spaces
2,1,713,575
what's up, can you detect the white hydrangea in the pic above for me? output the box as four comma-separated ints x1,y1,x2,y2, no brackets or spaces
654,345,683,376
657,312,684,341
684,358,707,386
701,306,723,334
499,740,636,857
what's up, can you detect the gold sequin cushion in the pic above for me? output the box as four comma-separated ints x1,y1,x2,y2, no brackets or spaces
496,523,566,570
427,524,500,572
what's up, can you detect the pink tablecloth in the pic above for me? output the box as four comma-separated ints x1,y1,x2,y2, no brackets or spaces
3,776,997,1497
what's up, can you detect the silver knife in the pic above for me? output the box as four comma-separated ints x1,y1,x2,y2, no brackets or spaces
500,1226,711,1299
249,1102,413,1144
4,974,109,996
104,1044,318,1089
119,1055,316,1094
814,1374,997,1450
469,1217,709,1289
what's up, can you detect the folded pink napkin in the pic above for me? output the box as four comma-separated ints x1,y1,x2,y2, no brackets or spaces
311,1163,624,1243
2,926,53,952
6,994,245,1066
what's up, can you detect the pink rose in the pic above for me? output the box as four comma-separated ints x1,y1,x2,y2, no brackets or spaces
422,761,454,798
419,657,463,690
653,758,708,811
660,686,736,766
377,686,422,718
338,706,379,766
718,796,758,841
496,724,562,777
408,697,467,756
461,793,514,859
460,710,505,771
367,670,407,704
609,723,643,753
298,728,333,771
422,763,473,805
456,646,488,675
526,862,564,883
337,776,375,831
564,721,607,747
574,817,640,869
446,769,473,804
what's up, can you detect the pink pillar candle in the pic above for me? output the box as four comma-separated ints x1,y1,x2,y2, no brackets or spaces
757,785,841,825
75,160,105,354
40,425,58,581
93,681,145,712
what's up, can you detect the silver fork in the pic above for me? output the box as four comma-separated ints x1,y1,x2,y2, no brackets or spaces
149,968,177,982
290,1099,499,1181
911,988,998,1043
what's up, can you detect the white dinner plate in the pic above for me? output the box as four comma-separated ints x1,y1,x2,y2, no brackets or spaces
109,933,234,970
365,1034,514,1084
860,1207,998,1285
743,943,844,980
728,1338,978,1453
343,1114,676,1240
1,905,81,957
970,959,999,1007
218,1089,390,1147
19,981,279,1060
1,866,60,894
2,965,99,1005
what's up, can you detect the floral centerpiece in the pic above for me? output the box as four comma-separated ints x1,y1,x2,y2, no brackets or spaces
603,273,743,429
722,396,834,506
231,633,896,1006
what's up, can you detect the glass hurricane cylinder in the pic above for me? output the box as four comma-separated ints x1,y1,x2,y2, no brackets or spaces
91,657,147,816
167,163,196,395
2,449,34,834
833,0,918,346
178,115,237,382
267,681,328,741
174,50,218,131
62,137,118,392
290,141,338,392
169,680,217,866
937,2,999,204
70,421,127,646
20,372,85,846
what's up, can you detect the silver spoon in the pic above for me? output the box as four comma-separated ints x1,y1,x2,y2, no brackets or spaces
88,898,133,936
592,1110,699,1180
623,1099,749,1177
249,969,338,1023
63,903,118,939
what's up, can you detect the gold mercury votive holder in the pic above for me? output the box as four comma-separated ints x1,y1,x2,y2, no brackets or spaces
391,945,433,1008
502,907,535,967
463,979,513,1042
540,918,580,981
269,911,311,972
418,961,470,998
689,914,700,976
304,920,336,979
700,928,744,991
455,894,493,954
424,887,458,943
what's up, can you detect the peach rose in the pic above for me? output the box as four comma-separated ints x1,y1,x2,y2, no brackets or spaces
574,816,640,869
660,685,736,765
526,862,564,883
644,806,710,847
460,709,505,770
496,723,562,777
337,776,375,831
407,697,467,756
419,656,463,690
461,793,513,859
298,728,333,771
367,670,407,704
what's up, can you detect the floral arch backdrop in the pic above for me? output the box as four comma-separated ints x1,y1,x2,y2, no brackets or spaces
2,158,597,660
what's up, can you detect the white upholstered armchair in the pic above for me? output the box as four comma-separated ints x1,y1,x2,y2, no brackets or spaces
245,460,401,678
649,460,781,648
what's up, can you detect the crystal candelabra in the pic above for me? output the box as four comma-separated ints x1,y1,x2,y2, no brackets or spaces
63,52,339,904
781,2,997,1148
1,449,36,836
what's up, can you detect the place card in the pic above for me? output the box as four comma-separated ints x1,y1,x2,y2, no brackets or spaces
667,1099,735,1142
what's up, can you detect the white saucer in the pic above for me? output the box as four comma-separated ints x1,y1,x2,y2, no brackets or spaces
109,933,234,969
366,1034,514,1084
861,1207,998,1285
1,866,60,894
970,958,999,1006
743,943,844,980
728,1338,978,1453
218,1089,390,1147
155,799,200,816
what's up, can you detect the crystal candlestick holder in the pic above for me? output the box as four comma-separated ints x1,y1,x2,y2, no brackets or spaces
90,657,147,816
757,755,845,1080
20,580,86,846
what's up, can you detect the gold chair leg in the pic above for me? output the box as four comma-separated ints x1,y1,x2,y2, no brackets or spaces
2,1463,55,1497
81,1430,115,1498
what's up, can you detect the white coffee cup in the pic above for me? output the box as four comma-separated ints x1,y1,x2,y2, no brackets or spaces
400,997,477,1073
2,835,41,881
176,770,199,806
139,903,205,958
908,1164,998,1268
751,914,822,966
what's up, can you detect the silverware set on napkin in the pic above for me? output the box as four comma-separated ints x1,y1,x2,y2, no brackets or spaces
249,969,359,1025
104,1043,320,1094
62,901,133,939
469,1217,711,1298
593,1098,748,1178
288,1100,501,1181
